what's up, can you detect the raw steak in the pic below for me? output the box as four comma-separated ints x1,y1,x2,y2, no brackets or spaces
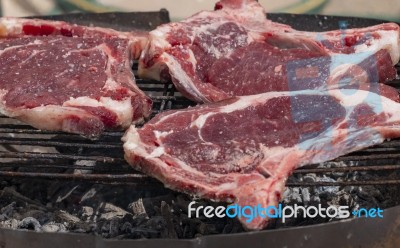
0,17,151,137
139,0,400,103
123,84,400,230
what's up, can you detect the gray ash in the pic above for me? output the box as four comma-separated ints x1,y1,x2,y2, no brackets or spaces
0,180,244,239
268,161,400,228
1,159,400,239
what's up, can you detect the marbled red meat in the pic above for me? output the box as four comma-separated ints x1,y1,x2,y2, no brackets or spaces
139,0,400,103
0,18,151,137
123,84,400,230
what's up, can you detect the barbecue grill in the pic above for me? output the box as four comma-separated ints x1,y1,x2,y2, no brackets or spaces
1,11,400,248
1,65,400,187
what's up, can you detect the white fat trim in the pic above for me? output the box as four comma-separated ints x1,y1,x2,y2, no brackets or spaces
0,18,20,33
381,97,400,123
64,96,133,127
167,155,207,176
122,126,141,150
155,110,187,125
100,97,133,127
354,30,400,65
219,92,287,113
219,99,252,113
216,181,238,191
64,97,102,107
190,112,214,129
10,105,90,131
103,78,120,91
153,130,172,151
98,44,117,91
164,53,209,102
146,147,165,158
138,60,163,81
187,49,198,72
124,141,138,151
154,130,174,140
149,30,171,49
259,144,291,161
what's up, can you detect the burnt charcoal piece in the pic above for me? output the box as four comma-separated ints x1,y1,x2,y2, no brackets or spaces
18,217,42,231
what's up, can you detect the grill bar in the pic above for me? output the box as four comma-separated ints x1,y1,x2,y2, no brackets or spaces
0,151,124,163
0,171,164,187
0,138,121,149
0,127,123,136
0,63,400,188
1,170,399,186
294,164,400,174
334,153,400,161
286,180,400,187
0,164,110,170
1,163,399,174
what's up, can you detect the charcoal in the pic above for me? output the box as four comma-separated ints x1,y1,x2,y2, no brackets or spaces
18,217,42,231
79,188,97,203
129,213,149,228
56,185,79,203
1,219,18,229
55,210,82,224
100,218,121,238
72,221,96,233
80,206,94,220
160,201,178,238
0,202,16,217
96,203,130,220
145,215,167,238
22,210,49,224
128,198,147,217
175,194,191,213
0,159,400,239
182,223,194,238
0,187,46,210
301,188,311,204
121,222,132,233
41,222,67,233
222,221,233,234
197,223,218,235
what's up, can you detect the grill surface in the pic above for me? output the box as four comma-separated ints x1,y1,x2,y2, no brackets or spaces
0,11,400,188
0,62,399,187
1,12,400,248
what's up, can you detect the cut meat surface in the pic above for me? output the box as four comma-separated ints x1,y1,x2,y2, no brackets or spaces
0,18,151,137
139,0,400,103
123,84,400,230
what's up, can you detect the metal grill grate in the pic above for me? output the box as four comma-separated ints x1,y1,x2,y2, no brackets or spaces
0,63,399,187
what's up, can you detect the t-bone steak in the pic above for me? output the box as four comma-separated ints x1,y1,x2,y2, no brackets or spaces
123,83,400,230
139,0,400,103
0,17,152,137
